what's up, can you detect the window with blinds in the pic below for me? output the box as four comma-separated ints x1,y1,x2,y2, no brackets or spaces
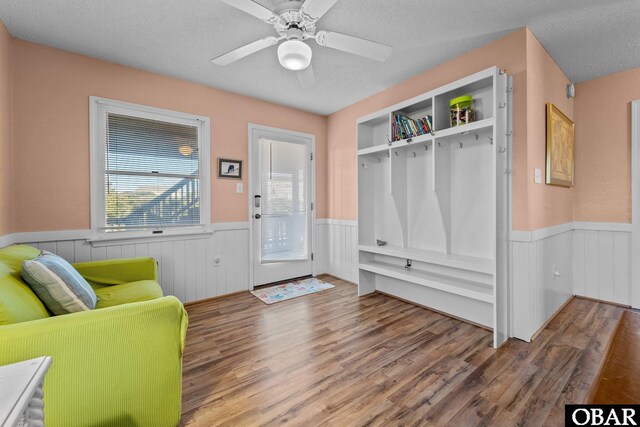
91,98,210,238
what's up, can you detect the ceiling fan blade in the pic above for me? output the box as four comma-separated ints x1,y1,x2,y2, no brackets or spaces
300,0,339,20
315,30,392,62
219,0,279,23
297,64,316,89
211,36,280,65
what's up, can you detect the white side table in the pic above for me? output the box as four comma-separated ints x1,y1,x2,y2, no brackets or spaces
0,357,52,427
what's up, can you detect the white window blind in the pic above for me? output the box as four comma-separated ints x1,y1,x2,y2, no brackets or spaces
259,138,308,261
91,98,210,238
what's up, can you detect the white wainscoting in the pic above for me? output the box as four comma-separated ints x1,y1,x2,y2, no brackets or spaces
573,224,632,306
4,219,631,331
511,227,574,341
316,219,358,284
510,221,633,342
4,224,250,304
1,220,356,303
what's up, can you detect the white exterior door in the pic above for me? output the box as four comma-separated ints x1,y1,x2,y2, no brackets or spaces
250,125,314,287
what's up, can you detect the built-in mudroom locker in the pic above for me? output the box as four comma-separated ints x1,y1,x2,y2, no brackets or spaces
356,67,512,348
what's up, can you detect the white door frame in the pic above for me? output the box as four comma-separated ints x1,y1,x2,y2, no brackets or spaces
632,100,640,308
247,123,317,290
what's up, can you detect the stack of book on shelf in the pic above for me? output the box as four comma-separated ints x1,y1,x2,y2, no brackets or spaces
392,112,433,142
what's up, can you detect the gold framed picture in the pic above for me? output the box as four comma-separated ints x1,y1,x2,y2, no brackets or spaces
546,103,575,187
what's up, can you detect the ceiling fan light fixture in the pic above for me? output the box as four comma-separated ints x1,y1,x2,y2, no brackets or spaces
277,40,312,71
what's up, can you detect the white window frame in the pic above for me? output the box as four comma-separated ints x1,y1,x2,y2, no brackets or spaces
89,96,211,243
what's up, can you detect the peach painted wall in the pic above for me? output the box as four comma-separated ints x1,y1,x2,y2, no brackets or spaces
10,40,327,232
0,23,11,236
525,31,574,229
326,28,577,231
327,29,530,229
574,67,640,223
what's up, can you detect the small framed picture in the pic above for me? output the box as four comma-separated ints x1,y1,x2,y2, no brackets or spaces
218,158,242,179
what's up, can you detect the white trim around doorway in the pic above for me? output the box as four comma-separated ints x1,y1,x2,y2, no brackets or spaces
247,123,317,290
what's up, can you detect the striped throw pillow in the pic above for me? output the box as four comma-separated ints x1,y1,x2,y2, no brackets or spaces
21,251,98,315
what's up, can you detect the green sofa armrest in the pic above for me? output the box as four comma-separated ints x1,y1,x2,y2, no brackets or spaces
0,296,188,427
72,257,157,287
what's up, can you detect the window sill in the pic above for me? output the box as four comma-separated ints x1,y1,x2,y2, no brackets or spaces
87,228,213,247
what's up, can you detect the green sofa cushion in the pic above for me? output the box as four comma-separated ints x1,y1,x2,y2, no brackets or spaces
95,280,163,309
0,245,51,325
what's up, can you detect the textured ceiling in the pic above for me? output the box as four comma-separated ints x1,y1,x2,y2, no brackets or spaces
0,0,638,115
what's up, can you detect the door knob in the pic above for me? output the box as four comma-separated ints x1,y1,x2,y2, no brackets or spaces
254,214,261,219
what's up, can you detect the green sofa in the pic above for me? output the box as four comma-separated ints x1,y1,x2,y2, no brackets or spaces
0,244,188,427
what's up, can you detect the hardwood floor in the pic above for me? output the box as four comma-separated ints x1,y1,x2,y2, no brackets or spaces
181,275,624,426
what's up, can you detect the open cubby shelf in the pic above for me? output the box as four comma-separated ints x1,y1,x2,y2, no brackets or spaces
356,67,511,348
358,260,493,303
358,244,494,275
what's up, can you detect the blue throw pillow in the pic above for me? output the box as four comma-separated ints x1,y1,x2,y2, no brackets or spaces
21,251,98,315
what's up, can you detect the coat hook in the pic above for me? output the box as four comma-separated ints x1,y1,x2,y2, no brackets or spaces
459,142,464,149
506,130,513,136
386,151,390,158
498,147,507,153
412,151,417,158
437,141,442,147
475,134,480,141
361,163,367,168
377,157,381,163
498,102,507,109
489,137,494,145
425,144,429,151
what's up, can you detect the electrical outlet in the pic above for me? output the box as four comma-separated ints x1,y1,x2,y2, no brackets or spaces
552,264,560,278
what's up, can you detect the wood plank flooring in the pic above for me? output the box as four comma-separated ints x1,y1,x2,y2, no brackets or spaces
181,275,624,426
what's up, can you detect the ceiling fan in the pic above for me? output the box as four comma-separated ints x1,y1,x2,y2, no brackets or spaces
212,0,393,88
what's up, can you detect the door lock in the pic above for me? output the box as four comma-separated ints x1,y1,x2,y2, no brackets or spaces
254,214,261,219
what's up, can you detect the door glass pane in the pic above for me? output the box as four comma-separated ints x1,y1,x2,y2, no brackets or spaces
259,138,308,262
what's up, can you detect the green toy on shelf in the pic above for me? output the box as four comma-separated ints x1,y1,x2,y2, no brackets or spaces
450,95,475,127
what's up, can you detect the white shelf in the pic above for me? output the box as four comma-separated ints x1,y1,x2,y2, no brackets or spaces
357,145,389,156
356,66,510,348
359,244,494,275
389,132,434,148
434,118,495,140
359,260,493,303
